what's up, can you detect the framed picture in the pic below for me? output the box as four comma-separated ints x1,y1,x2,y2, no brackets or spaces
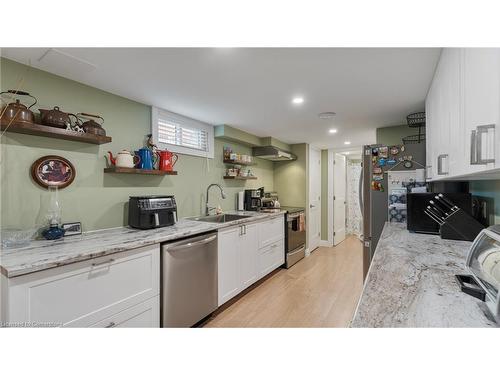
31,155,75,189
62,222,82,236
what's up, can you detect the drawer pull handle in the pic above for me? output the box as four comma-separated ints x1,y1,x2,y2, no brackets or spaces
105,322,116,328
91,258,115,267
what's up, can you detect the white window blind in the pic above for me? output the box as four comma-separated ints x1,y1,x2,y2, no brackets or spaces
152,107,214,158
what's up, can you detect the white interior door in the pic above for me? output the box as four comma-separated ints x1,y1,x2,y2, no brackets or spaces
308,147,321,252
333,153,346,245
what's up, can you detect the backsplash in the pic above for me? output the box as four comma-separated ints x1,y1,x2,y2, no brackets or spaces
470,180,500,225
0,58,274,231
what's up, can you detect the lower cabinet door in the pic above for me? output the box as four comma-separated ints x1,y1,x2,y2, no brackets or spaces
7,244,160,327
258,239,284,278
239,223,259,290
217,226,242,306
90,296,159,328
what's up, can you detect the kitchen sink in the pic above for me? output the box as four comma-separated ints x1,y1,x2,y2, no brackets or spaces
189,214,252,223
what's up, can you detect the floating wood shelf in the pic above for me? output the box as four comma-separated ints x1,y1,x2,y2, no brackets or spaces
0,121,112,144
223,176,257,180
223,159,256,166
104,167,177,175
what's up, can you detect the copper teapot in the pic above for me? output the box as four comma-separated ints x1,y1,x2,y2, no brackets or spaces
77,113,106,136
39,106,78,129
0,90,37,126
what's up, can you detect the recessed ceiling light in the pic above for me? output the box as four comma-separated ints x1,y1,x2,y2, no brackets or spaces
318,112,336,119
329,129,337,134
344,152,350,155
344,141,351,145
292,97,304,104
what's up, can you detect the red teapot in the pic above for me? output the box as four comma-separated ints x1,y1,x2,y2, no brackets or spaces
158,150,178,172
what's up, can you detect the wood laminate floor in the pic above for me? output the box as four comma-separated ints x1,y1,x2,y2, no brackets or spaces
203,235,364,328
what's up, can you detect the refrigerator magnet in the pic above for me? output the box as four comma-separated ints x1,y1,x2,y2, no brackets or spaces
373,167,383,174
373,174,384,181
379,146,388,158
390,146,399,155
403,160,413,168
387,158,397,166
378,158,386,166
372,148,379,156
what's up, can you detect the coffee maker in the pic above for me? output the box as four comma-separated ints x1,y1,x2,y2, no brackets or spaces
244,187,264,211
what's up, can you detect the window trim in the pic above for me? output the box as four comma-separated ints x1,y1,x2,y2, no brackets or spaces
151,106,214,159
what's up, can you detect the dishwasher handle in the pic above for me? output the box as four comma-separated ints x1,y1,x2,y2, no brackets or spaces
164,234,217,252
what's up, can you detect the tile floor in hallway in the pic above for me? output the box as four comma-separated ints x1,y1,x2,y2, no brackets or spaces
203,235,364,328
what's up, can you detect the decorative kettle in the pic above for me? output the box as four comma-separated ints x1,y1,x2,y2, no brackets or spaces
107,150,141,169
0,90,37,126
39,106,78,129
158,149,179,172
77,113,106,136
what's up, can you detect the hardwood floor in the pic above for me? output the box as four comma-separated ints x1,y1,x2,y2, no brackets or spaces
203,235,364,328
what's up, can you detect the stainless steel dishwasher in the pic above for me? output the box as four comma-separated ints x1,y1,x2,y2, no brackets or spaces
161,232,218,327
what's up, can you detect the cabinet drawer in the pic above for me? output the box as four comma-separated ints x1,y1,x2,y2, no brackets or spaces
7,244,160,327
258,239,284,278
258,216,284,249
90,296,159,328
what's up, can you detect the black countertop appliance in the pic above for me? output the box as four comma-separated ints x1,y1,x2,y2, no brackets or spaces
244,187,264,211
128,195,177,229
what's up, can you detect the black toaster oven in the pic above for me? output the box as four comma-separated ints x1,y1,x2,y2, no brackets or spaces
128,195,177,229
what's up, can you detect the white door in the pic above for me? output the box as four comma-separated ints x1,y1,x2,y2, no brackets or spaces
333,153,347,245
239,223,258,289
308,147,321,252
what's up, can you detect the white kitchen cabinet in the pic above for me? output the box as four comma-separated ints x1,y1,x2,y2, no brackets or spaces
90,296,159,328
258,215,284,248
217,226,242,305
463,48,499,173
3,244,160,328
258,239,285,278
217,215,284,306
426,48,500,181
239,223,259,290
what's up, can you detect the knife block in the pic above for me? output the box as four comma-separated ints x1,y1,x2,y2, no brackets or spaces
439,209,485,241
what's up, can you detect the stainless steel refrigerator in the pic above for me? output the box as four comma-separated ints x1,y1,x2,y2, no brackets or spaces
361,142,426,278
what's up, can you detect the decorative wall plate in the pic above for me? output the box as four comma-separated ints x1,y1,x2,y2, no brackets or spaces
31,155,75,189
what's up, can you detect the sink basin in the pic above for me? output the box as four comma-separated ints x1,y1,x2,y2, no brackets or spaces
189,214,252,223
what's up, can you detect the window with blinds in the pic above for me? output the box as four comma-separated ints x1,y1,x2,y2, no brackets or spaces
152,107,214,158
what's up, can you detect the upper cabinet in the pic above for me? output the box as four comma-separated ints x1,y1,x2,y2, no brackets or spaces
426,48,500,181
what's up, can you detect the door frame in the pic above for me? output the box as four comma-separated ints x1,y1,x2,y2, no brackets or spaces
324,150,335,247
327,148,362,247
307,146,322,254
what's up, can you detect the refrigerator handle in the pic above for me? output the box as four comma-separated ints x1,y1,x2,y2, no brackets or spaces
358,165,364,217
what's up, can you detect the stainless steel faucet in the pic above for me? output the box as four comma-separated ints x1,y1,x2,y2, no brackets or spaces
205,183,226,216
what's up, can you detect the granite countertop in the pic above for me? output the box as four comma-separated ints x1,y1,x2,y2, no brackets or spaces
0,210,284,278
351,222,497,328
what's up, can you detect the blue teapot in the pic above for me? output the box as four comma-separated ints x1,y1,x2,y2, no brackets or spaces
135,148,158,170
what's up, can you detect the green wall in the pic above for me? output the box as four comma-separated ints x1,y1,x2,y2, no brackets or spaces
376,124,418,145
320,150,328,241
0,58,275,231
273,143,308,207
470,180,500,224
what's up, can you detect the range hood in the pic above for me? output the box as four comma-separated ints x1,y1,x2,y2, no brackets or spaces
252,146,297,161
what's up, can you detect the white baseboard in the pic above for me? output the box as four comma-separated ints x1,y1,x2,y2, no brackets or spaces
319,240,333,247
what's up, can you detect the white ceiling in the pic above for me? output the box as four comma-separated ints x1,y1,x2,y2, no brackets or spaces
1,48,440,149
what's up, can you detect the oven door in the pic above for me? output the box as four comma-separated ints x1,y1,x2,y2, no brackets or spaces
287,212,306,251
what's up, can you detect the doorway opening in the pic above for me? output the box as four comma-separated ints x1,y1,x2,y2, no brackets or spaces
330,150,363,246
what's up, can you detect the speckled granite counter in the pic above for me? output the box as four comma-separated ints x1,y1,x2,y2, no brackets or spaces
0,211,284,278
351,222,497,327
